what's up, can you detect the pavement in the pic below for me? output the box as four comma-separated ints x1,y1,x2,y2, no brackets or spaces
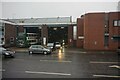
7,47,117,54
7,47,29,52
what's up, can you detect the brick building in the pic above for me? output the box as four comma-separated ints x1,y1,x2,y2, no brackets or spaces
0,20,17,47
1,17,76,47
77,12,120,50
4,23,17,47
76,17,84,48
1,12,119,50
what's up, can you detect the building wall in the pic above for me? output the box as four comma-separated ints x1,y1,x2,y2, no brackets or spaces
4,23,17,47
76,18,84,48
68,25,73,47
77,12,120,50
108,12,120,50
17,25,24,33
83,13,105,50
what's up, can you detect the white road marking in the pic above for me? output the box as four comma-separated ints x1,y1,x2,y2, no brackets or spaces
90,61,119,64
40,60,72,63
79,52,87,53
66,51,87,54
0,69,5,72
12,59,24,61
93,75,120,78
25,71,71,76
109,65,120,69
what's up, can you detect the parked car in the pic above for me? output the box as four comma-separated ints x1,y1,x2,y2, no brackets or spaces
0,47,15,58
28,45,51,55
55,42,61,49
47,43,55,51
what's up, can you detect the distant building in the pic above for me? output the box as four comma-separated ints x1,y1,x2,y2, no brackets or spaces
1,17,76,47
77,12,120,50
1,12,119,50
0,28,2,45
0,21,17,47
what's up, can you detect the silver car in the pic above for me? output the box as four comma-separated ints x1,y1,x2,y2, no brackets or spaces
28,45,51,55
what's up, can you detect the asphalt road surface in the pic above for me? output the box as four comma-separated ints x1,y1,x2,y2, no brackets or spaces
1,48,120,79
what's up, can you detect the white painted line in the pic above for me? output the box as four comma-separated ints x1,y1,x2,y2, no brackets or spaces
40,60,72,63
109,65,120,69
12,59,24,61
93,75,120,78
80,52,87,53
0,69,5,72
90,61,119,64
25,71,71,76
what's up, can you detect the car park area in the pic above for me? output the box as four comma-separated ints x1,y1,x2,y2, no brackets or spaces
1,48,119,78
0,2,120,80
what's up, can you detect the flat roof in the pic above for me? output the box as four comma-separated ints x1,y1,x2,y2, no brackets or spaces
1,17,76,26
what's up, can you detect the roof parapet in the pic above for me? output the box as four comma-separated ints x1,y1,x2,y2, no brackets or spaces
0,19,16,25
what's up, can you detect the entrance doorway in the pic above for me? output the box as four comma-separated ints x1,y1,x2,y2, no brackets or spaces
48,27,68,45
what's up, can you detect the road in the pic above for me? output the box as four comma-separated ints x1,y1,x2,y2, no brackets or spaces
1,48,120,79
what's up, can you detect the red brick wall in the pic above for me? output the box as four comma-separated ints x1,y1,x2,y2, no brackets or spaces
76,18,84,48
119,26,120,48
5,23,17,47
83,13,105,50
109,12,120,50
18,26,24,33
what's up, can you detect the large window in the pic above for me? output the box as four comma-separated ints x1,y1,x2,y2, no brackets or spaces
73,26,77,40
112,35,120,42
104,35,109,47
118,20,120,26
113,20,120,27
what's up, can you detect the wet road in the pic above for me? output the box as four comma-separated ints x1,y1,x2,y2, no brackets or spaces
1,48,120,78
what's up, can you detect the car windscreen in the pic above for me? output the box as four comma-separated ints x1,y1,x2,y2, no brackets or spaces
31,45,39,48
31,45,44,49
56,43,60,45
47,43,54,46
0,47,6,51
38,45,44,49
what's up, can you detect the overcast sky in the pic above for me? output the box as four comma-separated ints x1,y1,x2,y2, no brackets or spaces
1,1,119,22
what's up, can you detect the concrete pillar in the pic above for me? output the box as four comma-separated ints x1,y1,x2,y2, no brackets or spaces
41,25,48,46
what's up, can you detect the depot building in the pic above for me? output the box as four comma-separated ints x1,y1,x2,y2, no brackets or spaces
0,17,76,47
0,11,120,51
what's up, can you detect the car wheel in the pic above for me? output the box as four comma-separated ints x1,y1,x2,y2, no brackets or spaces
29,51,33,55
43,51,47,55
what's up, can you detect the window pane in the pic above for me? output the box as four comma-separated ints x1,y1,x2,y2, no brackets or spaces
112,35,120,41
104,36,109,47
118,20,120,26
73,26,77,40
114,20,118,26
